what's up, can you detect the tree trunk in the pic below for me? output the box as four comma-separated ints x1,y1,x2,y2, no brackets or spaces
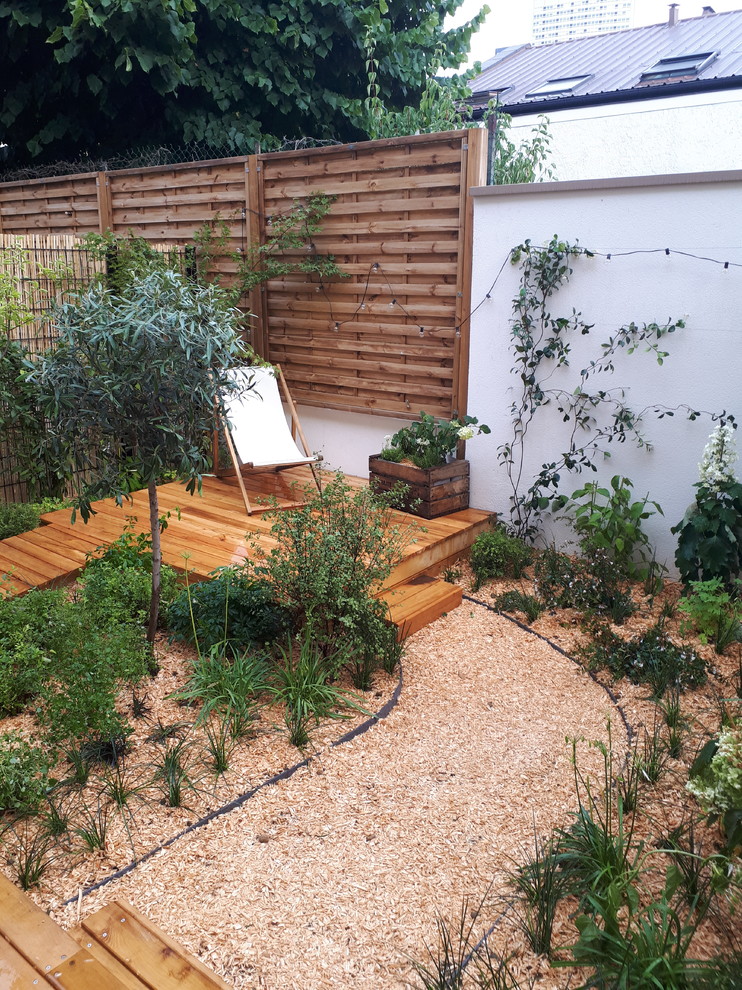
147,480,162,645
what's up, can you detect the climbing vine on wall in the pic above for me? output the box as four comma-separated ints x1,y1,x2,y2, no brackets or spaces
194,193,347,308
499,236,700,540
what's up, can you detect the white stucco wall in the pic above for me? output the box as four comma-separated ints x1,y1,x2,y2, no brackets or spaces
510,90,742,181
291,169,742,571
295,405,409,477
468,170,742,569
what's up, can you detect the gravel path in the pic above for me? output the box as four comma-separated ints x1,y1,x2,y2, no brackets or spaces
55,602,625,990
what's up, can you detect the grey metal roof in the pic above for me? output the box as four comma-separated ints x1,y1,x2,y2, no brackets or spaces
469,8,742,110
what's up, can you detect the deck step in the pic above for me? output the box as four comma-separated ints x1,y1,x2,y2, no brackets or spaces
381,574,463,638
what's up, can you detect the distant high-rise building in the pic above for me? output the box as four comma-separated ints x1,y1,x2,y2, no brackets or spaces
533,0,634,45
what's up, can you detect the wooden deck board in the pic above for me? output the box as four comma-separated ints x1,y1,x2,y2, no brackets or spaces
0,874,227,990
81,900,231,990
2,469,494,631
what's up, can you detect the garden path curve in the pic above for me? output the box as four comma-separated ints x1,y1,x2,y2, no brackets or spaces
55,602,626,990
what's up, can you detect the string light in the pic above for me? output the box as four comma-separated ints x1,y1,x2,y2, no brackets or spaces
314,247,742,351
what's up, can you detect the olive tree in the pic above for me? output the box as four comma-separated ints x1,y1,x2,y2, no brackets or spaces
29,269,250,642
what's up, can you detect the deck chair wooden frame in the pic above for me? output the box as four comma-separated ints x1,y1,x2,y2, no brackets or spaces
213,363,322,515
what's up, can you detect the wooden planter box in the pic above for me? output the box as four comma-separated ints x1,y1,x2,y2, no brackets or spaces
369,455,469,519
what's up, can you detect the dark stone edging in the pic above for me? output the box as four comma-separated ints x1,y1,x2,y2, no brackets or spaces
62,597,633,910
61,665,404,907
462,594,634,744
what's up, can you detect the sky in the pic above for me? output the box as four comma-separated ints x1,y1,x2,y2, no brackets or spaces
447,0,742,68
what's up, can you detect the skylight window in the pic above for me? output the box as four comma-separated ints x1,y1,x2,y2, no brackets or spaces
640,51,717,81
525,75,591,98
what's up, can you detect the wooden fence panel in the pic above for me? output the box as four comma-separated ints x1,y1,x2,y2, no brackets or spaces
0,131,487,420
0,174,101,236
261,130,485,419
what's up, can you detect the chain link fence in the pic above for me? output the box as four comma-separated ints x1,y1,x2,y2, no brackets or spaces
0,138,342,184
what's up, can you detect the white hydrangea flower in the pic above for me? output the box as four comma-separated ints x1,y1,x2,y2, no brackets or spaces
457,426,475,441
698,422,738,491
382,434,392,449
417,437,430,447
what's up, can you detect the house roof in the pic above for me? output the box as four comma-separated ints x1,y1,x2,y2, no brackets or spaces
469,7,742,115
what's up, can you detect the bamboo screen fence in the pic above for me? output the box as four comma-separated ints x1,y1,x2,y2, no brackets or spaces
0,130,487,422
0,234,185,503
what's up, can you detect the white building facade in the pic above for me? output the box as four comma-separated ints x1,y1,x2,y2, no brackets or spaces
533,0,634,44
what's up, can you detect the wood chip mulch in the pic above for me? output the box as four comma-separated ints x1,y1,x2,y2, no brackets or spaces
6,564,739,989
44,593,624,989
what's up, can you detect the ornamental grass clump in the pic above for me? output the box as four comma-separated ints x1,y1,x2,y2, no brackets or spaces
673,421,742,587
379,410,490,469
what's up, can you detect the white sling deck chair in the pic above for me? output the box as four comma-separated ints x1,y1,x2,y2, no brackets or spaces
214,364,322,515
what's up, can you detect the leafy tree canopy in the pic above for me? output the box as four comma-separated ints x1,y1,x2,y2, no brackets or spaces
0,0,487,165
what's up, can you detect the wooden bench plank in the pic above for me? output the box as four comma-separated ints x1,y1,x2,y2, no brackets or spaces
82,900,231,990
45,947,136,990
0,874,81,974
0,930,55,989
68,926,152,990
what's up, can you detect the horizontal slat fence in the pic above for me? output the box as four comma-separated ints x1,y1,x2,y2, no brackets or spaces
0,131,486,420
260,131,485,418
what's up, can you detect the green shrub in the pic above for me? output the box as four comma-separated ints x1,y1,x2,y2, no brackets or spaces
579,622,707,698
35,619,149,747
0,587,150,749
533,542,636,622
342,596,397,689
678,579,742,653
0,502,41,540
673,424,742,587
571,542,637,624
0,642,48,717
470,528,532,588
558,474,662,579
79,528,178,627
534,545,579,607
167,570,291,652
80,560,178,627
0,589,73,714
251,473,410,661
0,732,51,814
673,483,742,587
688,719,742,852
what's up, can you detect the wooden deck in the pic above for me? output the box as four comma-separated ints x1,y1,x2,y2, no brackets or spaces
0,871,230,989
0,468,493,635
